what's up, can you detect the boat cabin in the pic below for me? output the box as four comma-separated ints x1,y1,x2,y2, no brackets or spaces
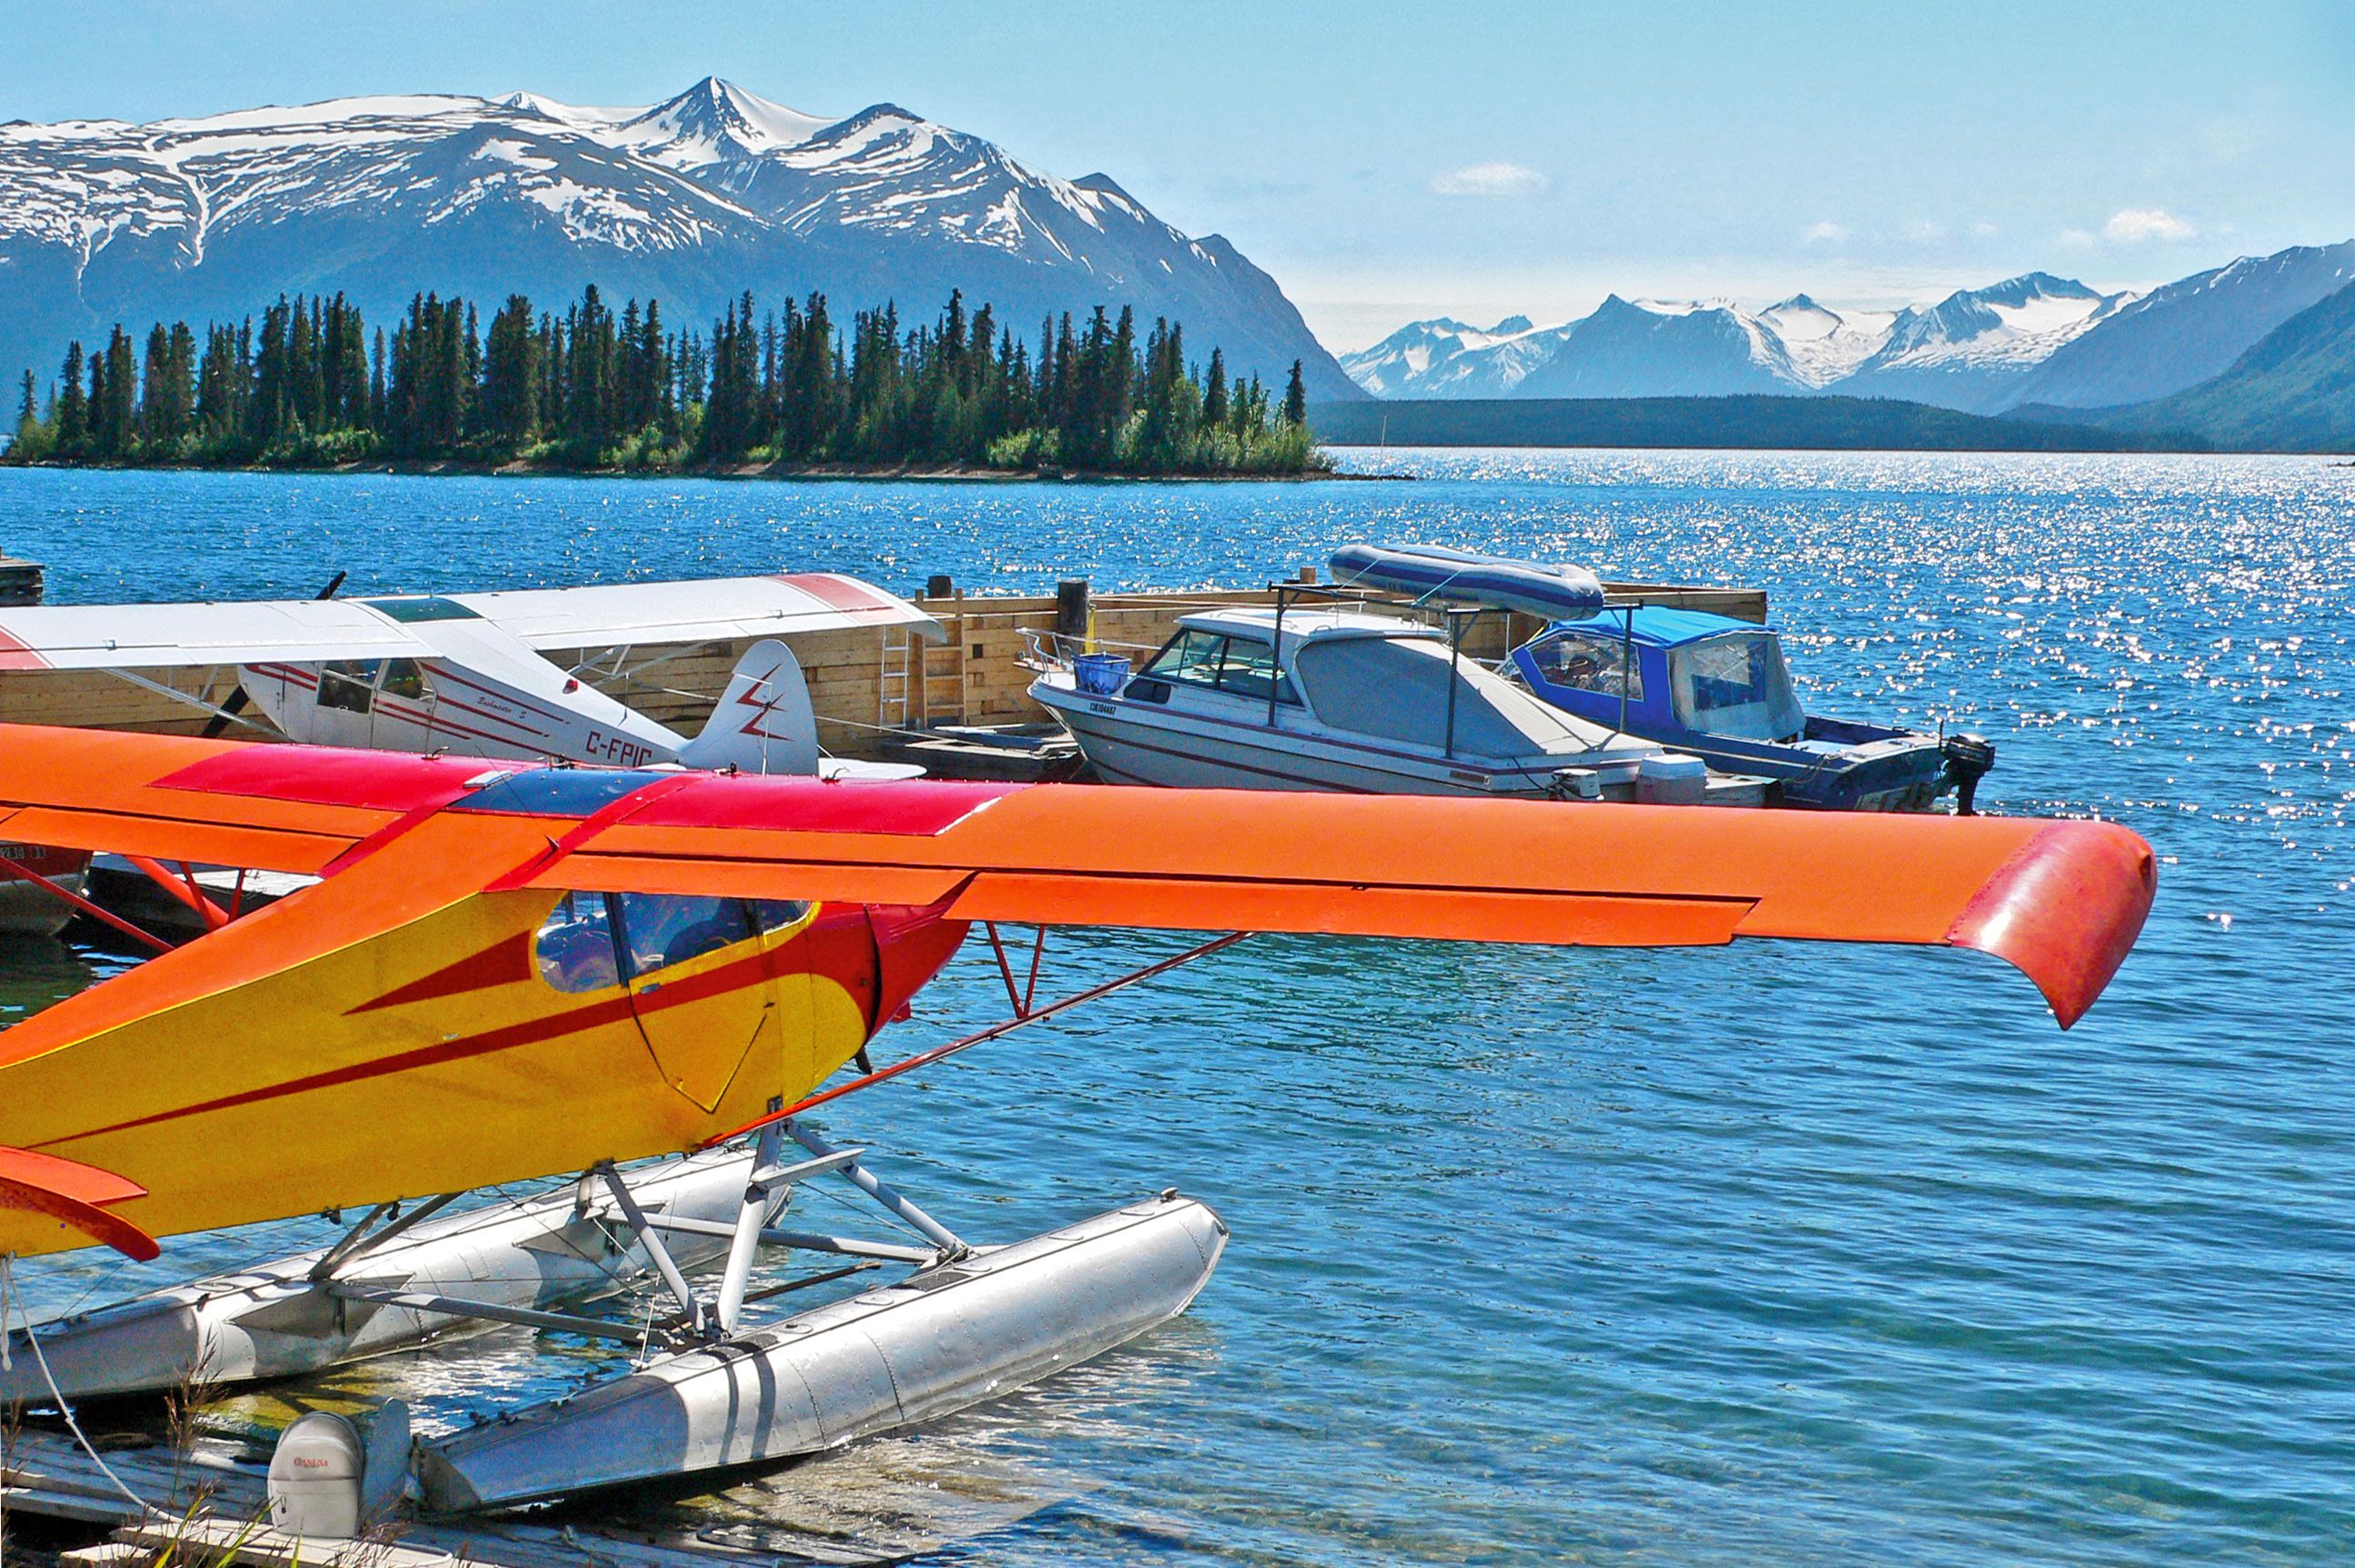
1511,605,1980,812
1512,606,1806,744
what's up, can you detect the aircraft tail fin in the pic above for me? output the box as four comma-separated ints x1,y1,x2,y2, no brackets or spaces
676,639,822,775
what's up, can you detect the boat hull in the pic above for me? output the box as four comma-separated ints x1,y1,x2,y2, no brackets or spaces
416,1193,1227,1513
0,843,93,937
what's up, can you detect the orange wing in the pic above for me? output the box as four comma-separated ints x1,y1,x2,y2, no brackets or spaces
0,724,2154,1257
0,723,2152,1028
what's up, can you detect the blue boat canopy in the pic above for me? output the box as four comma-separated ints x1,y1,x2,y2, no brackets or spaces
1582,604,1774,648
1328,544,1605,623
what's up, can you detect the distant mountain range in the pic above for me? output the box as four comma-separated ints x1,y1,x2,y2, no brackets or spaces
0,77,1365,401
1344,243,2355,417
2044,275,2355,450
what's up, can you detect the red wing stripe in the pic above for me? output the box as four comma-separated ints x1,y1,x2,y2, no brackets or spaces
0,628,53,673
773,573,902,615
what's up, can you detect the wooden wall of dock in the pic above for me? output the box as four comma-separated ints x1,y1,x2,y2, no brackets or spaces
0,581,1766,756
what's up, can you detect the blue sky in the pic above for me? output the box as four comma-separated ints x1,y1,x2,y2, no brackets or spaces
14,1,2352,350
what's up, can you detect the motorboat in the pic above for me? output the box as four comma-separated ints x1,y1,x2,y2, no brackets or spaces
1029,604,1765,803
1511,605,1996,813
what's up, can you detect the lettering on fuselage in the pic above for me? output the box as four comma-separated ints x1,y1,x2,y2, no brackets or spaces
584,729,657,768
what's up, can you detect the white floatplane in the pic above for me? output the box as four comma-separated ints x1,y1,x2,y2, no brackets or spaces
0,571,944,777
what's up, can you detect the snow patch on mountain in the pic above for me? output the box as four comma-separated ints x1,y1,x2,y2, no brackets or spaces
1757,295,1894,386
1340,315,1570,397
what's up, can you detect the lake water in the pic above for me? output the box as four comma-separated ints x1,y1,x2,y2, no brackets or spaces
1,451,2350,1565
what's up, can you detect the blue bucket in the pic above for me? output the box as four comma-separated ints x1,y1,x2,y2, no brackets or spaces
1074,653,1130,695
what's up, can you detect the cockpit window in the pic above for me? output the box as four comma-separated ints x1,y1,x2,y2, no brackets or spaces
1140,628,1228,688
535,892,620,993
750,900,814,934
613,894,752,978
317,660,379,714
381,658,427,701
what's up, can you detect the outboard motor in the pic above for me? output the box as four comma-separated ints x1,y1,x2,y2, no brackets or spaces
266,1401,408,1539
1940,734,1997,816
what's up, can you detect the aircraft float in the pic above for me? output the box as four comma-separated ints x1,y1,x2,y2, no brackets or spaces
0,718,2154,1520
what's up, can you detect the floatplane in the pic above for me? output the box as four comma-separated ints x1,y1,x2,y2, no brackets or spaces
0,570,934,939
0,570,942,774
0,720,2154,1530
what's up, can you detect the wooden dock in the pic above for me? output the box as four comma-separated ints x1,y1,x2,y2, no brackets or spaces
5,1423,1075,1566
0,576,1766,761
0,555,42,607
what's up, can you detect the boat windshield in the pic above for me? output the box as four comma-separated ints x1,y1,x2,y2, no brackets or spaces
1141,628,1300,705
1669,633,1805,741
1294,634,1621,758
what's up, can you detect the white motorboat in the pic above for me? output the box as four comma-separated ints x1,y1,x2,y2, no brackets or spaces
1030,604,1764,803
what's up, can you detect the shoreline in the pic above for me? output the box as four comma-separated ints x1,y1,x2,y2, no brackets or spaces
0,456,1407,484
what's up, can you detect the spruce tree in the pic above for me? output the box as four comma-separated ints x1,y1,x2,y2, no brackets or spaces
57,344,87,454
1282,360,1308,427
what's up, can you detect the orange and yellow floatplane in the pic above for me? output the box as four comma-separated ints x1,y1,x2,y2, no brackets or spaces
0,719,2155,1515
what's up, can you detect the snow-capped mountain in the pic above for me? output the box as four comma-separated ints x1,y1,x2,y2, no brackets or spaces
1510,295,1806,399
1755,295,1895,387
1838,273,2138,411
0,78,1364,400
1338,315,1568,398
1344,273,2150,408
2008,242,2355,410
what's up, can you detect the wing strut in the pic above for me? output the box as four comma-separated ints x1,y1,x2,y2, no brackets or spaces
706,929,1253,1150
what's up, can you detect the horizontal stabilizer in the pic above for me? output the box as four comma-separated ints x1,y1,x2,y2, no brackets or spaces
0,1146,158,1260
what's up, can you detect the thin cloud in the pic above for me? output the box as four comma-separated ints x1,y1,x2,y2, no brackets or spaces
1802,220,1849,245
1431,162,1549,198
2105,207,2197,244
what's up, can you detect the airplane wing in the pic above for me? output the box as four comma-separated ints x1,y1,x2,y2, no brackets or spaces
0,724,2153,1024
0,572,940,674
0,725,2153,1258
451,573,946,648
497,765,2153,1030
0,598,437,671
0,724,486,869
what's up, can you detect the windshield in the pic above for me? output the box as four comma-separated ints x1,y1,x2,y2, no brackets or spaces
1669,633,1805,741
1294,635,1624,758
1141,627,1300,705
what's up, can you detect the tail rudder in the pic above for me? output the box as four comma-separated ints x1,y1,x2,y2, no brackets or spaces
676,639,821,774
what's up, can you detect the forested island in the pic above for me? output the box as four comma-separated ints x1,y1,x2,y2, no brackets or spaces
3,286,1327,478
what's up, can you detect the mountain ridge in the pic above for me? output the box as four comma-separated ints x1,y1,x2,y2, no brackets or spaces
1342,249,2354,414
0,78,1366,401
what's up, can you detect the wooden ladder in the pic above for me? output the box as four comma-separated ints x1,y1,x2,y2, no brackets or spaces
878,625,915,734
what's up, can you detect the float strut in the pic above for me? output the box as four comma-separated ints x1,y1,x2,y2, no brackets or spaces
784,1121,969,1261
595,1161,709,1334
714,1124,781,1334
